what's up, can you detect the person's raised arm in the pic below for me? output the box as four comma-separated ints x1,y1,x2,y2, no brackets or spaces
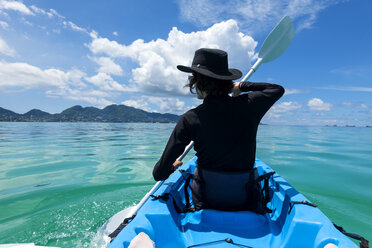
233,81,285,119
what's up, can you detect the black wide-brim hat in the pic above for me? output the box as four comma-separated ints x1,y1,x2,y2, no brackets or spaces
177,48,242,80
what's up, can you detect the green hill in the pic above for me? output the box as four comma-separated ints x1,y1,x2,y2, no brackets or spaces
0,105,180,123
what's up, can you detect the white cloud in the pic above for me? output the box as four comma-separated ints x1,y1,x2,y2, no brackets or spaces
0,36,15,56
122,99,153,112
47,88,114,108
63,21,88,33
177,0,343,33
122,96,187,114
2,1,84,35
85,72,130,92
330,65,370,79
0,0,33,15
30,5,52,18
22,18,32,26
271,101,302,113
360,104,368,109
113,31,118,36
307,98,332,111
321,86,372,92
0,20,8,29
90,56,123,76
49,9,64,19
0,9,8,16
147,96,186,113
342,102,353,108
342,102,368,109
0,61,86,90
88,19,257,96
0,60,120,107
7,4,64,19
284,89,306,95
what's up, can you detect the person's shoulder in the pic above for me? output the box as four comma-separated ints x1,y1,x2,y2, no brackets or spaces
177,106,201,124
182,107,198,118
232,93,251,104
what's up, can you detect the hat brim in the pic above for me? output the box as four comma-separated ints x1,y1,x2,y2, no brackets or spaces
177,65,242,80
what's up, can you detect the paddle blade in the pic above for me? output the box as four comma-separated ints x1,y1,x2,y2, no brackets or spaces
259,16,295,63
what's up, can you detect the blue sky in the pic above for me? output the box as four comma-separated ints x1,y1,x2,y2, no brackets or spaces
0,0,371,126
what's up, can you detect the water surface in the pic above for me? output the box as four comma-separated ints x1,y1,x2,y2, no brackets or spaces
0,123,371,246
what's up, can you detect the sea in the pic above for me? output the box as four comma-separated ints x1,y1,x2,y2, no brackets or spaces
0,122,371,247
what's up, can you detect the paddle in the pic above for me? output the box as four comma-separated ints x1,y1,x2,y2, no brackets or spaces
241,15,295,82
126,16,295,220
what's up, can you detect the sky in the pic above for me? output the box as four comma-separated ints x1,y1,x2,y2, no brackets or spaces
0,0,371,126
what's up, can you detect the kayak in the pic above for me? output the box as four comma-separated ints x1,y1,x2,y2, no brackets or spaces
105,156,358,248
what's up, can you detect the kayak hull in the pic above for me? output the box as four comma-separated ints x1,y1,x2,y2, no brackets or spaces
107,157,357,248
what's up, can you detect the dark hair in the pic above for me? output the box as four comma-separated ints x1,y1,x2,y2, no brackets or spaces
185,72,234,96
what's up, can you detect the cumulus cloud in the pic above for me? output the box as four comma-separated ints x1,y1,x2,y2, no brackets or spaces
307,98,332,111
177,0,343,33
88,19,257,96
271,101,302,113
90,56,123,76
122,99,152,112
0,61,86,90
123,96,187,114
147,96,186,113
0,60,123,107
47,88,114,108
0,0,33,15
85,72,131,92
0,36,15,56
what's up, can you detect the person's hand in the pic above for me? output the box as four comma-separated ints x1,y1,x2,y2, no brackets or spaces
173,160,183,169
232,82,242,97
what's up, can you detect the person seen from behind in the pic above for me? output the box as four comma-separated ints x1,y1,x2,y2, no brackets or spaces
153,48,284,212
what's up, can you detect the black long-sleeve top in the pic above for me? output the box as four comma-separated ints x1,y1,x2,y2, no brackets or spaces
153,82,285,181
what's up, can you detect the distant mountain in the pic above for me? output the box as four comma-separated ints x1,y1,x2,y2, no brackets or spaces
0,105,180,123
0,107,20,121
23,109,52,121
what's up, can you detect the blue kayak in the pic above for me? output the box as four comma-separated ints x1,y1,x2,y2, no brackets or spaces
106,157,358,248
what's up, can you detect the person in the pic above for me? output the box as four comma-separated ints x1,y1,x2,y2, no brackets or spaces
153,48,284,211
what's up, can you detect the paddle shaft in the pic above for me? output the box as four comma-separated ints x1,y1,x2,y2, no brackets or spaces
241,58,263,82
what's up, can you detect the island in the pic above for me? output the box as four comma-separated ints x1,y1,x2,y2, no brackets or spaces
0,105,180,123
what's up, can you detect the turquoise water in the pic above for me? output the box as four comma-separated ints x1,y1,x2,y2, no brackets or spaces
0,122,371,247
